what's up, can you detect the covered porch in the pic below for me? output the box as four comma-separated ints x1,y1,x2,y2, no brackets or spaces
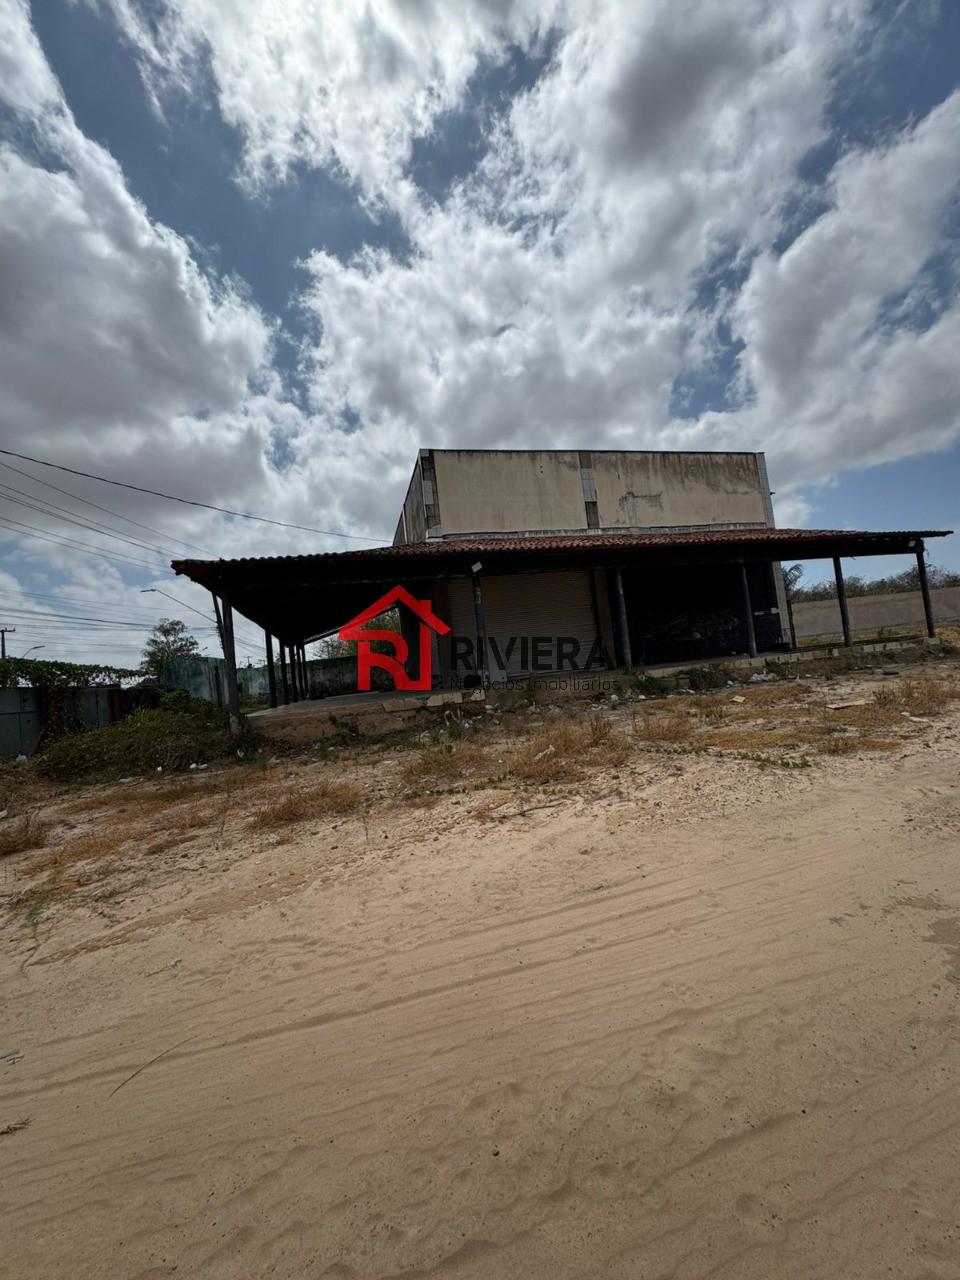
172,526,950,717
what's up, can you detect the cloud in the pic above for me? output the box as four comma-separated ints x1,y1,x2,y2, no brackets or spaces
719,89,960,491
99,0,556,196
2,0,959,664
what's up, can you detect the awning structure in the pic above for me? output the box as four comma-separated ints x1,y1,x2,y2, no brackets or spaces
173,527,951,645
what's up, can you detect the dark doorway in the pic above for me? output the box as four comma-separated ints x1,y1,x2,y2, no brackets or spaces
614,562,784,665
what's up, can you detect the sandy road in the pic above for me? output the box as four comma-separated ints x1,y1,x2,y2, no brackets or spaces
3,744,960,1278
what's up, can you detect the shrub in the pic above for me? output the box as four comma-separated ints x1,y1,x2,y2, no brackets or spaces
36,701,257,782
634,673,672,698
682,664,738,692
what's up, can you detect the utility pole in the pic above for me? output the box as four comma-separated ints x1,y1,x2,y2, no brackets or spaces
0,627,15,659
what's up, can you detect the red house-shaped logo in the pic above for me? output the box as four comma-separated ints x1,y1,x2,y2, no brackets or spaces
339,585,450,691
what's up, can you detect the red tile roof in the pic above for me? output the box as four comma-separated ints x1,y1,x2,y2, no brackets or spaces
174,525,949,575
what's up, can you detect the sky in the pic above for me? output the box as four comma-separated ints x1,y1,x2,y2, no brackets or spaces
0,0,958,666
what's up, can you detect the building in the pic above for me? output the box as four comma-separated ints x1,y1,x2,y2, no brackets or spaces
392,449,789,682
172,449,950,711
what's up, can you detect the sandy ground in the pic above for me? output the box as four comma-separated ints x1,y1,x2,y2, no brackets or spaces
3,666,960,1278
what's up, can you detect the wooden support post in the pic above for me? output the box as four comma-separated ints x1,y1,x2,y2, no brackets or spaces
265,633,278,708
279,643,290,706
471,570,488,687
916,542,936,639
613,567,633,671
833,555,852,647
739,562,758,658
300,645,309,700
220,595,241,731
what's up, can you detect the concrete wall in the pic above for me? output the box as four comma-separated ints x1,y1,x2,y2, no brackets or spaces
432,450,587,536
791,586,960,641
394,456,427,545
160,656,225,704
237,655,392,702
591,452,768,529
0,686,118,758
397,449,773,539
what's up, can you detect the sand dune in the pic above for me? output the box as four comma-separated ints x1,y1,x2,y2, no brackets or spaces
3,705,960,1277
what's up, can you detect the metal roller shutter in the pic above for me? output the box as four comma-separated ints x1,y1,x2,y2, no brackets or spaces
446,570,599,683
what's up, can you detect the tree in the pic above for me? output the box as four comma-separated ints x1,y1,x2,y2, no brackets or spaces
315,611,401,660
783,564,804,599
141,618,201,677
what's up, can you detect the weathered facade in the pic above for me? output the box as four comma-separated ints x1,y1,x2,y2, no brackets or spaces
390,449,788,680
394,449,775,542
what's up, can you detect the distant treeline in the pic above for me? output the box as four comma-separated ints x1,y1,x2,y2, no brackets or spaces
788,564,960,602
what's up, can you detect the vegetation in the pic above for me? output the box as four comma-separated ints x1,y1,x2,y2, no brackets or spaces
318,610,401,660
141,618,201,677
0,655,137,691
633,672,672,698
257,780,363,826
681,664,739,692
786,562,960,602
401,740,487,789
0,813,50,859
35,690,256,782
511,715,631,783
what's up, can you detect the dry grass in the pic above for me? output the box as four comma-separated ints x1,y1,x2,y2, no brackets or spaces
165,803,218,833
24,821,146,876
400,741,486,789
684,695,729,723
901,676,955,717
739,683,812,706
57,769,277,825
0,764,53,816
257,780,363,827
697,726,804,751
819,735,859,756
0,813,51,859
825,698,903,730
511,716,632,783
404,793,440,810
634,712,695,744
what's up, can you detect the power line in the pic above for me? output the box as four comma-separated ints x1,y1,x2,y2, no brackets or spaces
0,589,264,653
0,447,385,543
0,515,168,573
0,587,194,621
0,458,212,556
0,483,176,559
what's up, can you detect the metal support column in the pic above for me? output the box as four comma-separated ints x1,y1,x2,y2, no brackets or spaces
471,569,488,687
916,542,936,639
739,562,758,658
299,645,309,700
220,595,241,731
833,556,852,647
613,567,633,671
265,633,278,708
288,644,300,701
279,643,290,705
